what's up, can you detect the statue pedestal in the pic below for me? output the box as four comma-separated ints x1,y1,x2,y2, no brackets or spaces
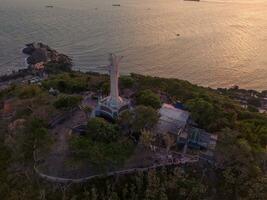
95,96,130,119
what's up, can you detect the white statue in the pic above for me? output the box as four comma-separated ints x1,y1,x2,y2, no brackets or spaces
108,53,123,108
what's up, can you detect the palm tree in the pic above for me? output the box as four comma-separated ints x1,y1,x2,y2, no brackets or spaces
140,129,155,151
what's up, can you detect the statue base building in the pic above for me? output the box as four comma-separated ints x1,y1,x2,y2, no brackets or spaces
95,96,130,119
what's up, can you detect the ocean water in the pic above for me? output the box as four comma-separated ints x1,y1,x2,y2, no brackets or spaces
0,0,266,90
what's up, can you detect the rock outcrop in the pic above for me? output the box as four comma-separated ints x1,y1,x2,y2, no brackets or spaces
0,43,73,83
22,42,72,67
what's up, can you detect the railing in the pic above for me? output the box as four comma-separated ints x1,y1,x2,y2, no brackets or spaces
34,159,198,184
33,144,199,184
48,107,78,128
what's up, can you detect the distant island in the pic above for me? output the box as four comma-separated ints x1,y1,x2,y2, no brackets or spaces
0,43,266,200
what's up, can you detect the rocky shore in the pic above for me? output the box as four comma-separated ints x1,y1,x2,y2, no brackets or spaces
0,43,72,84
22,42,72,66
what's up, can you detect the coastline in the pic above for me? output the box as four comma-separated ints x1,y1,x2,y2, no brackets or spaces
0,43,265,92
1,66,266,93
2,60,266,92
0,43,266,114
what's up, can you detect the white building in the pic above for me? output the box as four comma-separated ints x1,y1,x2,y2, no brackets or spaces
157,103,190,134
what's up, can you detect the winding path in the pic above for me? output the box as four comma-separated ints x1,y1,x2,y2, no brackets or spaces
35,95,199,183
35,156,199,184
41,108,88,177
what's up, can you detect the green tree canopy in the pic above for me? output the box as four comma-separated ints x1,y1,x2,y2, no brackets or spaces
186,98,216,129
87,118,120,143
247,97,261,108
16,118,51,161
44,62,72,74
53,95,82,110
119,105,159,134
136,89,161,109
120,76,135,89
217,128,267,199
18,85,42,99
42,73,88,93
71,118,134,171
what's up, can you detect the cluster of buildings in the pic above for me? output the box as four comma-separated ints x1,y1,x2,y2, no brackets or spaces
260,97,267,114
157,103,218,163
93,54,217,164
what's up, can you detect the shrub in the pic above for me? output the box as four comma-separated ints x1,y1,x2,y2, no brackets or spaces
19,118,51,161
53,95,82,109
18,85,42,99
120,76,134,89
70,118,134,171
186,98,216,130
15,107,33,118
118,105,159,133
247,97,261,108
247,105,258,112
42,73,88,94
87,118,120,143
136,89,161,109
45,62,72,74
70,137,135,171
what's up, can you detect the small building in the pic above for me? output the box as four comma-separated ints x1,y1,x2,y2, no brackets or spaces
29,76,42,84
2,100,15,119
34,62,45,70
49,87,60,96
177,126,218,163
156,103,218,164
177,126,218,150
174,101,186,110
262,97,267,109
187,127,218,150
156,103,190,135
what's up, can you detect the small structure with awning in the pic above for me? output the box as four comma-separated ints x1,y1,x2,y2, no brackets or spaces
156,103,190,135
157,103,218,164
177,126,218,164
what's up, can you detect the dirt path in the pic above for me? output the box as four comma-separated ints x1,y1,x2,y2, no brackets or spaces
39,94,99,178
41,109,87,177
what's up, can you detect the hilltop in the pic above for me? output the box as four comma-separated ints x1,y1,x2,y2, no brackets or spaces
0,45,266,200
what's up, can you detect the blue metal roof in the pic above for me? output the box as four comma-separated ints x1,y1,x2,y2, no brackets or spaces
174,102,186,110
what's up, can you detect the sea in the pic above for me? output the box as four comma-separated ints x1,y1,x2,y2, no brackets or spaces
0,0,266,90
